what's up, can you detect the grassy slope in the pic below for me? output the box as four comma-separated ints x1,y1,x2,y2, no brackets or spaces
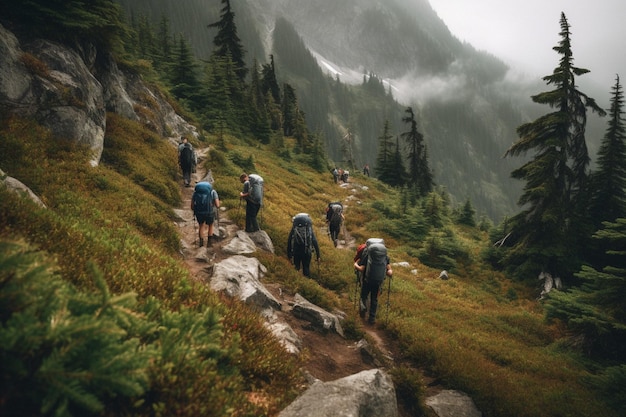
211,137,618,417
0,109,618,416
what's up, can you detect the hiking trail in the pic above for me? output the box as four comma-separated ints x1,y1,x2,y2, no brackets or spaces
175,147,442,414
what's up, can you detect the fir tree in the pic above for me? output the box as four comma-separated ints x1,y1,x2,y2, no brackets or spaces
458,198,477,227
169,34,202,108
401,106,433,196
261,55,281,106
545,218,626,361
208,0,247,82
503,13,605,281
388,136,407,187
376,120,395,185
589,75,626,227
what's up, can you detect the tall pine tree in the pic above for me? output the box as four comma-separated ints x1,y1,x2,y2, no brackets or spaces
503,13,605,281
208,0,247,82
376,120,395,185
401,106,433,197
589,75,626,227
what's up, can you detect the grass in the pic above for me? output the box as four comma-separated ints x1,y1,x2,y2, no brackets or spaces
1,106,620,416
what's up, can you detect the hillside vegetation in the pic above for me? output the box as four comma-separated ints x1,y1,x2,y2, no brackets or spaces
1,1,624,416
0,112,620,416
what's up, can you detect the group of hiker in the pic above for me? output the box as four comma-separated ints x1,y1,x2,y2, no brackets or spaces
181,137,392,324
331,167,350,184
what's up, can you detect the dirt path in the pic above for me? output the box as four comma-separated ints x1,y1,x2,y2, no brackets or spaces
175,149,438,414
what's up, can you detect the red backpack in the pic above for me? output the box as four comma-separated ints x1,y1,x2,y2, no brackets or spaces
354,243,367,262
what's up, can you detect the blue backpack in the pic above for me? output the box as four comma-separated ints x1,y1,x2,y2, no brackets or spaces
192,182,213,216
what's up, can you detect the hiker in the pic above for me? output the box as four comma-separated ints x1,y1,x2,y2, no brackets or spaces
332,167,339,184
287,213,320,277
179,137,196,187
363,163,370,177
191,181,220,247
325,201,344,247
341,169,350,183
239,172,264,232
354,238,392,325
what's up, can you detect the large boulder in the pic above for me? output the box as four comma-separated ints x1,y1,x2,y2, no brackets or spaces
210,255,281,312
291,293,344,337
425,390,483,417
278,369,398,417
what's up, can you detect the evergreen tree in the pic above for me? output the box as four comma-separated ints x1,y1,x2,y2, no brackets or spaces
169,34,202,108
401,106,434,196
457,198,477,227
155,14,173,70
282,83,297,137
503,13,605,281
249,60,271,143
388,136,407,187
261,55,281,106
589,75,626,228
376,120,395,184
208,0,247,82
545,218,626,361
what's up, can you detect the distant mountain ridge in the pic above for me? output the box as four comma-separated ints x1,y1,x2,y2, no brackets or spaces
118,0,533,221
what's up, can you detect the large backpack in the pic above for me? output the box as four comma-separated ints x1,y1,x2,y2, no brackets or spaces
291,213,313,254
180,143,194,167
248,174,264,205
192,182,213,216
327,202,343,226
363,238,387,283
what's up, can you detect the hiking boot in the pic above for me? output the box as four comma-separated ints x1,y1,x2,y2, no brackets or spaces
359,300,367,318
199,237,204,247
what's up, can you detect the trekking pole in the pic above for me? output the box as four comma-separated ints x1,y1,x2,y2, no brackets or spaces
216,208,220,240
353,270,360,309
317,257,321,279
385,276,392,324
193,214,198,246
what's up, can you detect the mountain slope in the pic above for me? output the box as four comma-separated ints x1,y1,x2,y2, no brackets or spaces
118,0,533,221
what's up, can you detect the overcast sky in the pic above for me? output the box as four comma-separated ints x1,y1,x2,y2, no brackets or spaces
428,0,626,92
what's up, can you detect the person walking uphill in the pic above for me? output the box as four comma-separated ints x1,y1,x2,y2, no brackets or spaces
354,238,392,325
191,181,220,247
179,137,196,187
288,213,321,277
239,173,264,232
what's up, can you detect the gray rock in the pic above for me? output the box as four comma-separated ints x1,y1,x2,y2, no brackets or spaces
265,321,302,354
292,293,344,337
279,369,398,417
0,169,46,208
246,230,275,253
425,390,482,417
222,230,257,254
210,255,281,311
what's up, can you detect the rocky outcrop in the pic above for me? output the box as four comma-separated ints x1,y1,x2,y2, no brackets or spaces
425,390,483,417
210,254,282,312
291,293,345,337
0,23,198,167
278,369,398,417
0,169,46,208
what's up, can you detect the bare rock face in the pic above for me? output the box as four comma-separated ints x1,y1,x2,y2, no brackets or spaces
0,23,199,168
0,24,105,166
278,368,398,417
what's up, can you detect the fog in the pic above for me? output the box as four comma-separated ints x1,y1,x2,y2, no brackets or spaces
428,0,626,91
